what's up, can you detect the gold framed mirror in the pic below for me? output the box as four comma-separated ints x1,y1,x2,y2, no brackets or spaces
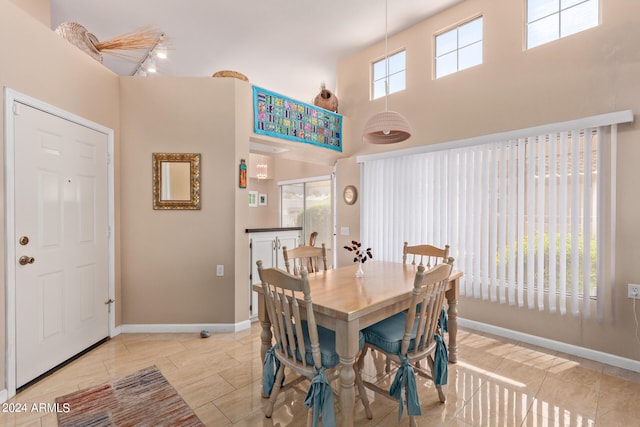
152,153,201,210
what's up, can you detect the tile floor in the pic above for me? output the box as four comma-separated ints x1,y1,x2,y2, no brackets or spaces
2,322,640,426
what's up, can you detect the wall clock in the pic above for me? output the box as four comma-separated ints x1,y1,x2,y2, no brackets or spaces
343,185,358,205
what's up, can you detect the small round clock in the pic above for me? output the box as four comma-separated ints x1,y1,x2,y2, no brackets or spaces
343,185,358,205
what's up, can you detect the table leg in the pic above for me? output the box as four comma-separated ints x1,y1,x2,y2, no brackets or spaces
445,277,459,363
334,321,359,426
257,292,272,363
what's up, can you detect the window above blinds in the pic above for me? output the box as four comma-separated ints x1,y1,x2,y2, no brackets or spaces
527,0,600,49
371,50,406,100
435,16,483,79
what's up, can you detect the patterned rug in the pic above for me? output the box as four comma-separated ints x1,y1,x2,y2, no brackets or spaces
55,365,203,427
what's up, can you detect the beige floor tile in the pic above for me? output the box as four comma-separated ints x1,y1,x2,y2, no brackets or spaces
193,402,233,426
532,375,599,422
595,372,640,426
4,323,638,427
213,381,270,424
179,372,237,409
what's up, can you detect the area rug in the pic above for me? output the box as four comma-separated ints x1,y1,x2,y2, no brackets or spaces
55,365,204,427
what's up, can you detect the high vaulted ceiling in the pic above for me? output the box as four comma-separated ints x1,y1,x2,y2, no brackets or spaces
50,0,463,102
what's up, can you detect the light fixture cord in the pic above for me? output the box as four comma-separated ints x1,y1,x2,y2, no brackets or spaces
384,0,389,113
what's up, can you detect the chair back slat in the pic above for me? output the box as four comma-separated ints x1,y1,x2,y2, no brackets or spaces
290,293,308,367
272,287,288,352
283,244,329,275
280,290,301,365
403,242,450,269
403,258,454,358
257,260,323,370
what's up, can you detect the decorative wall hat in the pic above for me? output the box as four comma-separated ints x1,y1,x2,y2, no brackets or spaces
55,22,165,65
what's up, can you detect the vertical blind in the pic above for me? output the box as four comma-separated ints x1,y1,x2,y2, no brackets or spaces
360,113,631,320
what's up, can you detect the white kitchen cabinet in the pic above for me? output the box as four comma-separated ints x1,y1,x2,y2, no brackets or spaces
247,228,300,319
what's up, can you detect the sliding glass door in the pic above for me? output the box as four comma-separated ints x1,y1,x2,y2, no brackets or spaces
280,176,333,253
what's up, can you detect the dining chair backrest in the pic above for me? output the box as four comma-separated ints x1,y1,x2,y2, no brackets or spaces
403,258,454,359
402,242,450,269
283,243,328,275
257,260,322,371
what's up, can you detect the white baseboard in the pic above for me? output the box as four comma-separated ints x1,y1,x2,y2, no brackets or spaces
119,321,251,334
0,389,7,404
459,318,640,373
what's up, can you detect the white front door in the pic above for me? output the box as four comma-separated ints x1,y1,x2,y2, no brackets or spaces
13,102,110,387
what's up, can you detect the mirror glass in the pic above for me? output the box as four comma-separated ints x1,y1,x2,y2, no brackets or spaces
152,153,201,210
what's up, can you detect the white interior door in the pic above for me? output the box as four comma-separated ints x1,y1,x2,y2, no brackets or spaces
13,102,110,387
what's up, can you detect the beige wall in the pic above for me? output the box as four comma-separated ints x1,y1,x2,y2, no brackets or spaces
335,0,640,361
0,0,120,392
119,77,253,325
9,0,50,26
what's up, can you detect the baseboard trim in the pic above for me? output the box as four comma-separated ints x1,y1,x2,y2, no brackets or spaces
459,318,640,373
0,389,7,404
119,321,251,334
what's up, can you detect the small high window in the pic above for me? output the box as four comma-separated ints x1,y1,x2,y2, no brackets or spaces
371,50,406,100
527,0,599,49
435,16,483,79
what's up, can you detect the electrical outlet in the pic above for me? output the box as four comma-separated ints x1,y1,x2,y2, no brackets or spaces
628,284,640,299
216,265,224,277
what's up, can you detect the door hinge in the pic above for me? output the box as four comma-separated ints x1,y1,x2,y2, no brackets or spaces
12,102,20,115
107,152,111,165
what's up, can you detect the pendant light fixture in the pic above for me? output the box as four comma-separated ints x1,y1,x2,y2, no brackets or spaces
362,0,412,144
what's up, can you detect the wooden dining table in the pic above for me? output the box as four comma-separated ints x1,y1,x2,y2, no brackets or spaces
254,261,462,426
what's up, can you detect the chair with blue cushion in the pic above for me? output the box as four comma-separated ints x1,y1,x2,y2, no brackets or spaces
403,242,450,268
354,259,454,427
377,242,449,373
257,260,363,426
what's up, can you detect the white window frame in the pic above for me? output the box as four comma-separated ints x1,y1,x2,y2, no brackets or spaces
526,0,600,49
371,49,406,100
434,15,483,79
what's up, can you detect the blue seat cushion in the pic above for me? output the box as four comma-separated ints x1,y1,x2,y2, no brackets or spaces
294,321,365,368
362,312,418,355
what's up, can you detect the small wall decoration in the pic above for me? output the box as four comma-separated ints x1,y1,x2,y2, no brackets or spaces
239,159,247,188
253,86,342,152
248,191,258,207
258,193,268,206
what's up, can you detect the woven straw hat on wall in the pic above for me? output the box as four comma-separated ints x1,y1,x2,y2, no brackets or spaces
55,22,102,62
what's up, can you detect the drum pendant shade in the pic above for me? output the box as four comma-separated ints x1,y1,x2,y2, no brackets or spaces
362,111,412,144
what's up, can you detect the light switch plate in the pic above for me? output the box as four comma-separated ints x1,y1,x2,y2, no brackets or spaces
216,265,224,277
340,226,350,236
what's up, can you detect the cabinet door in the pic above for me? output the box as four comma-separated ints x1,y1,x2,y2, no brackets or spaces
275,232,299,269
251,236,276,284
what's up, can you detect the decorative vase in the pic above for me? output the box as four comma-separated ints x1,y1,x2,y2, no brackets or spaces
355,261,364,278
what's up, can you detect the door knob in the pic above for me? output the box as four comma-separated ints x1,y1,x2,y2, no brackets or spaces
18,256,35,265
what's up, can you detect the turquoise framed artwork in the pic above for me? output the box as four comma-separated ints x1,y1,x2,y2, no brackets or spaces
253,86,342,152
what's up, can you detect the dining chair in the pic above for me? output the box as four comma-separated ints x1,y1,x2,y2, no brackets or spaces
377,242,450,373
403,242,450,269
257,260,363,426
283,243,328,275
354,258,454,427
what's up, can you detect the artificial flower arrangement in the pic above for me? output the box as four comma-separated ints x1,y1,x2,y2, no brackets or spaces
343,241,373,263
